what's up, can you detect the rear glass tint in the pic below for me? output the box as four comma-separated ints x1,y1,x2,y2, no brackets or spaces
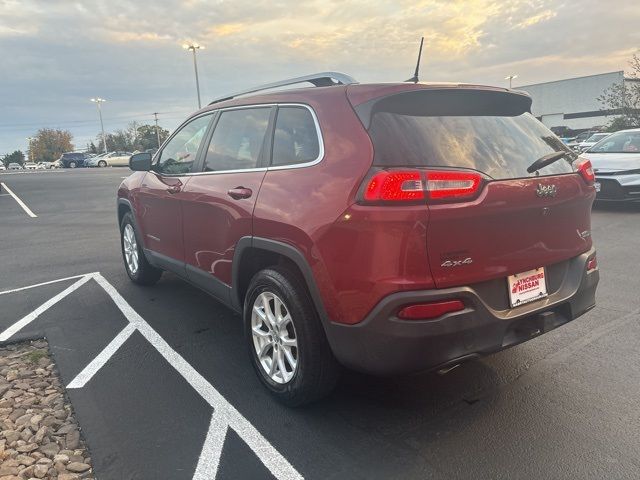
366,89,575,179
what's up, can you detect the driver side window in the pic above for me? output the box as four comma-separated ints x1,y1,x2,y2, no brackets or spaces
156,114,213,175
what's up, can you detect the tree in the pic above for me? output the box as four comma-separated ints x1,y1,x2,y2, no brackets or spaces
29,128,74,163
86,141,98,154
599,53,640,130
95,122,169,152
2,150,25,166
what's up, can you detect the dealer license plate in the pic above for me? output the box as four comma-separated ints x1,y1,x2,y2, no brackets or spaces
507,267,548,308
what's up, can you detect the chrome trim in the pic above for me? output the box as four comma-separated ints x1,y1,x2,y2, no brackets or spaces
181,103,325,176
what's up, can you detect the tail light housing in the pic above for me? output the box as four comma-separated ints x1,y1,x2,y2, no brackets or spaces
587,255,598,271
576,159,595,185
360,169,483,204
398,300,465,320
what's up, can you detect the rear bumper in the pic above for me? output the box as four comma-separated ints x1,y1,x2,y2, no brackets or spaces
324,248,599,375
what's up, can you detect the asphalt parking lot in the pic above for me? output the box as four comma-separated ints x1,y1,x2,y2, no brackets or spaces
1,168,639,480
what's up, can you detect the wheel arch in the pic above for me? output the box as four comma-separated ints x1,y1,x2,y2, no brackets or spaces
232,237,331,328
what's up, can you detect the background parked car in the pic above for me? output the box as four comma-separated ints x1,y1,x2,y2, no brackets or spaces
576,132,610,153
0,164,6,171
104,151,133,167
581,128,640,202
58,152,89,168
24,162,38,170
85,153,110,168
8,163,22,170
37,161,58,169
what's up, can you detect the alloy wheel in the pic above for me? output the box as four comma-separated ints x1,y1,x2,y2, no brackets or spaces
122,223,139,275
251,291,298,384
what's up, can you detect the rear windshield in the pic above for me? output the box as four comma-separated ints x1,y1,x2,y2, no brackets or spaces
366,89,575,179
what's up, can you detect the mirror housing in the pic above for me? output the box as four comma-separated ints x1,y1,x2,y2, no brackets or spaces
129,152,152,171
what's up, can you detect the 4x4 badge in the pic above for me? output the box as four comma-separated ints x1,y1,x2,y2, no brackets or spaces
441,257,473,268
536,183,557,197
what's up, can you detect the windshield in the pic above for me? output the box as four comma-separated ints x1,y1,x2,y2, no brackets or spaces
587,131,640,153
585,133,608,143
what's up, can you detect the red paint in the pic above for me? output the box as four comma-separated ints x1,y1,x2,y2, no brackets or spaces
397,300,465,320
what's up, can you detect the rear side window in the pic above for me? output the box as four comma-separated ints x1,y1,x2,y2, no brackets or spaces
271,107,320,166
366,89,575,179
204,108,271,172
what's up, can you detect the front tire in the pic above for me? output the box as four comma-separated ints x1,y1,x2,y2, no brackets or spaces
68,161,76,168
120,212,162,285
244,267,340,406
98,160,107,167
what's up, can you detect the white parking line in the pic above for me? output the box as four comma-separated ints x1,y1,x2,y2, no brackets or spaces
67,323,137,388
0,182,37,217
1,272,303,480
0,273,97,296
0,170,67,176
0,275,92,341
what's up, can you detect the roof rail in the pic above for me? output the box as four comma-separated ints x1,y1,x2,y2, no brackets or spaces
209,71,357,105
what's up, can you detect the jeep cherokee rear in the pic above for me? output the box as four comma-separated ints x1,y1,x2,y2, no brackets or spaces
117,73,599,406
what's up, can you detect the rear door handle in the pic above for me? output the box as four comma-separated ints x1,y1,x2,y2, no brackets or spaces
167,185,182,194
227,187,253,200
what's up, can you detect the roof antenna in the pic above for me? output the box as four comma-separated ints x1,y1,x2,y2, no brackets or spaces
405,37,424,83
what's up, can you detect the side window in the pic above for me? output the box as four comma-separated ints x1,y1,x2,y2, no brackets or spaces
271,107,320,166
157,114,212,175
203,108,271,172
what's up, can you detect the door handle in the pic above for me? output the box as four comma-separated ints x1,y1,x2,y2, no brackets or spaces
166,185,182,194
227,187,253,200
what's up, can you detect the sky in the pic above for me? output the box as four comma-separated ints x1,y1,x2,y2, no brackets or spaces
1,0,639,154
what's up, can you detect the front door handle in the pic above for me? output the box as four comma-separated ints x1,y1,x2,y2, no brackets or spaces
227,187,253,200
167,185,182,194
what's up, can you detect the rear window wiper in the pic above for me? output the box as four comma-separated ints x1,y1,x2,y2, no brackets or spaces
526,151,572,174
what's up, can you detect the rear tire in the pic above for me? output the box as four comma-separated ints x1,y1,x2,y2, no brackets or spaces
68,161,76,168
244,267,340,406
98,160,107,167
120,212,162,285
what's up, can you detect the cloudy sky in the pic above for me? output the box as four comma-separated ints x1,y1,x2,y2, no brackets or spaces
1,0,638,154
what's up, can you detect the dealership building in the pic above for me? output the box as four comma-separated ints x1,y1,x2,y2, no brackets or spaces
517,71,634,134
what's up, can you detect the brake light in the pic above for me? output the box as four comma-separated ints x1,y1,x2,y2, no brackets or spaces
364,170,424,201
426,170,482,200
398,300,465,320
576,159,595,185
587,255,598,271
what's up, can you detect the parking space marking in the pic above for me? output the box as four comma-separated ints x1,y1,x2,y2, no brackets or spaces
0,170,67,176
67,323,137,388
0,273,96,297
0,182,37,217
0,275,92,341
1,272,303,479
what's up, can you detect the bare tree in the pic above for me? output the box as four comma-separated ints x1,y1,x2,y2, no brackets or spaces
599,53,640,130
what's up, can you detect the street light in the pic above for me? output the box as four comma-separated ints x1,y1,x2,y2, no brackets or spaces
90,98,108,154
505,74,518,88
26,137,33,162
182,42,204,109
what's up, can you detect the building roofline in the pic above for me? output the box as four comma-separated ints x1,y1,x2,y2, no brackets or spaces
518,71,624,89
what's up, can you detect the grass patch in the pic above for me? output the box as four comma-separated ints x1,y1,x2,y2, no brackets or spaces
24,349,47,363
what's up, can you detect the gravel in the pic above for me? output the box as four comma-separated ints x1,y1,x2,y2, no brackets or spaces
0,340,94,480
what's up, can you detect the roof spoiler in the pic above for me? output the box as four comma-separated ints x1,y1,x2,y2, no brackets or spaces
209,72,357,105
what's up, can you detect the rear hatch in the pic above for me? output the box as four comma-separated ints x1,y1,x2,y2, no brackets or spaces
353,86,595,290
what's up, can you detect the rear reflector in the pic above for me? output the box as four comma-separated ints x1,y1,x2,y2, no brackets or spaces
364,170,424,201
576,159,595,185
587,255,598,271
426,171,482,200
397,300,465,320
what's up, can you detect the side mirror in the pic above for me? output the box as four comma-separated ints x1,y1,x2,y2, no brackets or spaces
129,152,152,171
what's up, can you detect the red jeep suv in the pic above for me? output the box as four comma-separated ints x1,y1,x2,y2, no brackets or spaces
117,72,599,406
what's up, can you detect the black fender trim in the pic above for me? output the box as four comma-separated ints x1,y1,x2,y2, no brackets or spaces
231,237,331,328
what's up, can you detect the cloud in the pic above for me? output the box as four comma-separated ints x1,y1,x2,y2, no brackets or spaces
0,0,638,153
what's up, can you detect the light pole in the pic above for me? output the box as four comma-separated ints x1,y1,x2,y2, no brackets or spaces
26,137,33,162
182,43,204,109
505,74,518,88
91,98,108,154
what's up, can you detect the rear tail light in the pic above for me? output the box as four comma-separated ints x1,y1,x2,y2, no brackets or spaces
576,159,595,185
360,169,483,203
587,255,598,271
363,170,424,201
426,170,482,200
397,300,465,320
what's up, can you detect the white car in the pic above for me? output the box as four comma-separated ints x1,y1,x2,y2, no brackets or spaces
102,151,132,167
85,152,110,167
576,132,610,153
24,162,38,170
581,128,640,202
0,164,5,171
7,163,21,170
38,161,57,169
